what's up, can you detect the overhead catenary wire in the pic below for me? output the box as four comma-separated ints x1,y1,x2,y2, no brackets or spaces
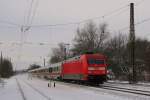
135,0,146,6
115,0,148,32
0,20,20,26
29,0,39,26
30,4,129,28
26,0,34,26
20,0,39,42
19,0,36,63
105,7,130,22
119,17,150,31
21,0,35,33
0,0,146,29
21,0,39,43
0,41,57,46
29,0,146,28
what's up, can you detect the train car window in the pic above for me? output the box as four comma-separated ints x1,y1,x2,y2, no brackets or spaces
49,68,52,73
88,59,104,64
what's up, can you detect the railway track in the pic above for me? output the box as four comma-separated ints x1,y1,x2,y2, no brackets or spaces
106,81,150,87
16,78,52,100
18,76,150,98
23,80,52,100
15,78,27,100
57,80,150,96
101,84,150,96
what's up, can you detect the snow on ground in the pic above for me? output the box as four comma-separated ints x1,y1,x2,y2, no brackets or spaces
0,74,150,100
108,80,150,86
0,77,22,100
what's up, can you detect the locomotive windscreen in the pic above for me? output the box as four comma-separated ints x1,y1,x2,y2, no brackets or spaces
88,59,104,65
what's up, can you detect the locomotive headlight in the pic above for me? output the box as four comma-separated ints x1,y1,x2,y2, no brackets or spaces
98,67,105,70
88,71,92,73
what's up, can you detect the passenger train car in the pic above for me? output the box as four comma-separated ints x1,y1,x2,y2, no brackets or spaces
29,53,107,84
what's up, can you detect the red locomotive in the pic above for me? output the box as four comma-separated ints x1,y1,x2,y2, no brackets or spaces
30,53,107,84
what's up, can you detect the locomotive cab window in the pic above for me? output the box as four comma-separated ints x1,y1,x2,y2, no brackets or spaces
88,59,104,65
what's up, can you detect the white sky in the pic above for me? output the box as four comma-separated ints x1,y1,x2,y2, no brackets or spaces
0,0,150,70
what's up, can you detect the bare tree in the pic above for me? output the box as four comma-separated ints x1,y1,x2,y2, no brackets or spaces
73,21,109,54
49,43,66,64
95,23,109,49
27,64,41,71
134,38,150,81
104,33,128,79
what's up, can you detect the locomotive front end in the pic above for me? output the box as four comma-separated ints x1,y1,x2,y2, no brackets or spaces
86,54,107,84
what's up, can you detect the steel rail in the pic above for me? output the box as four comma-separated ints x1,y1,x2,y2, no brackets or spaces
23,80,52,100
15,78,27,100
106,81,150,87
101,85,150,96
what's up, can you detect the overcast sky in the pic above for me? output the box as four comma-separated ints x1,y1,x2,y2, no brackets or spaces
0,0,150,70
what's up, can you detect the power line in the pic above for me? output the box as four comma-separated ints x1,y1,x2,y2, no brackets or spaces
0,41,57,46
29,0,39,26
0,0,146,29
135,0,146,6
26,0,34,26
0,20,20,26
19,0,40,61
0,26,19,29
21,0,39,43
30,4,129,28
25,0,39,42
135,18,150,25
28,0,147,28
106,7,129,22
0,1,146,29
119,17,150,31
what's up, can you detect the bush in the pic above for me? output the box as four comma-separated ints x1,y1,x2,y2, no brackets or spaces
0,59,13,78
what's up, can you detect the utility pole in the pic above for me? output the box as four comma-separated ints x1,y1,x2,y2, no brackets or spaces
44,58,45,67
63,43,70,60
64,47,67,60
129,3,137,83
0,51,3,63
0,51,3,74
9,57,11,63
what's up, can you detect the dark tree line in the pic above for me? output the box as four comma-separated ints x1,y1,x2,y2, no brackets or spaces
27,64,41,71
49,21,150,81
0,58,13,78
104,33,128,78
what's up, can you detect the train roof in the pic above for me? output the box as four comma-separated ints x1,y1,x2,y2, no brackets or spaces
50,62,62,67
28,62,62,72
28,67,49,72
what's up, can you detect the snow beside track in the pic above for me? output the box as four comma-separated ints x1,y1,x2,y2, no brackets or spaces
106,81,150,91
0,74,150,100
0,78,22,100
